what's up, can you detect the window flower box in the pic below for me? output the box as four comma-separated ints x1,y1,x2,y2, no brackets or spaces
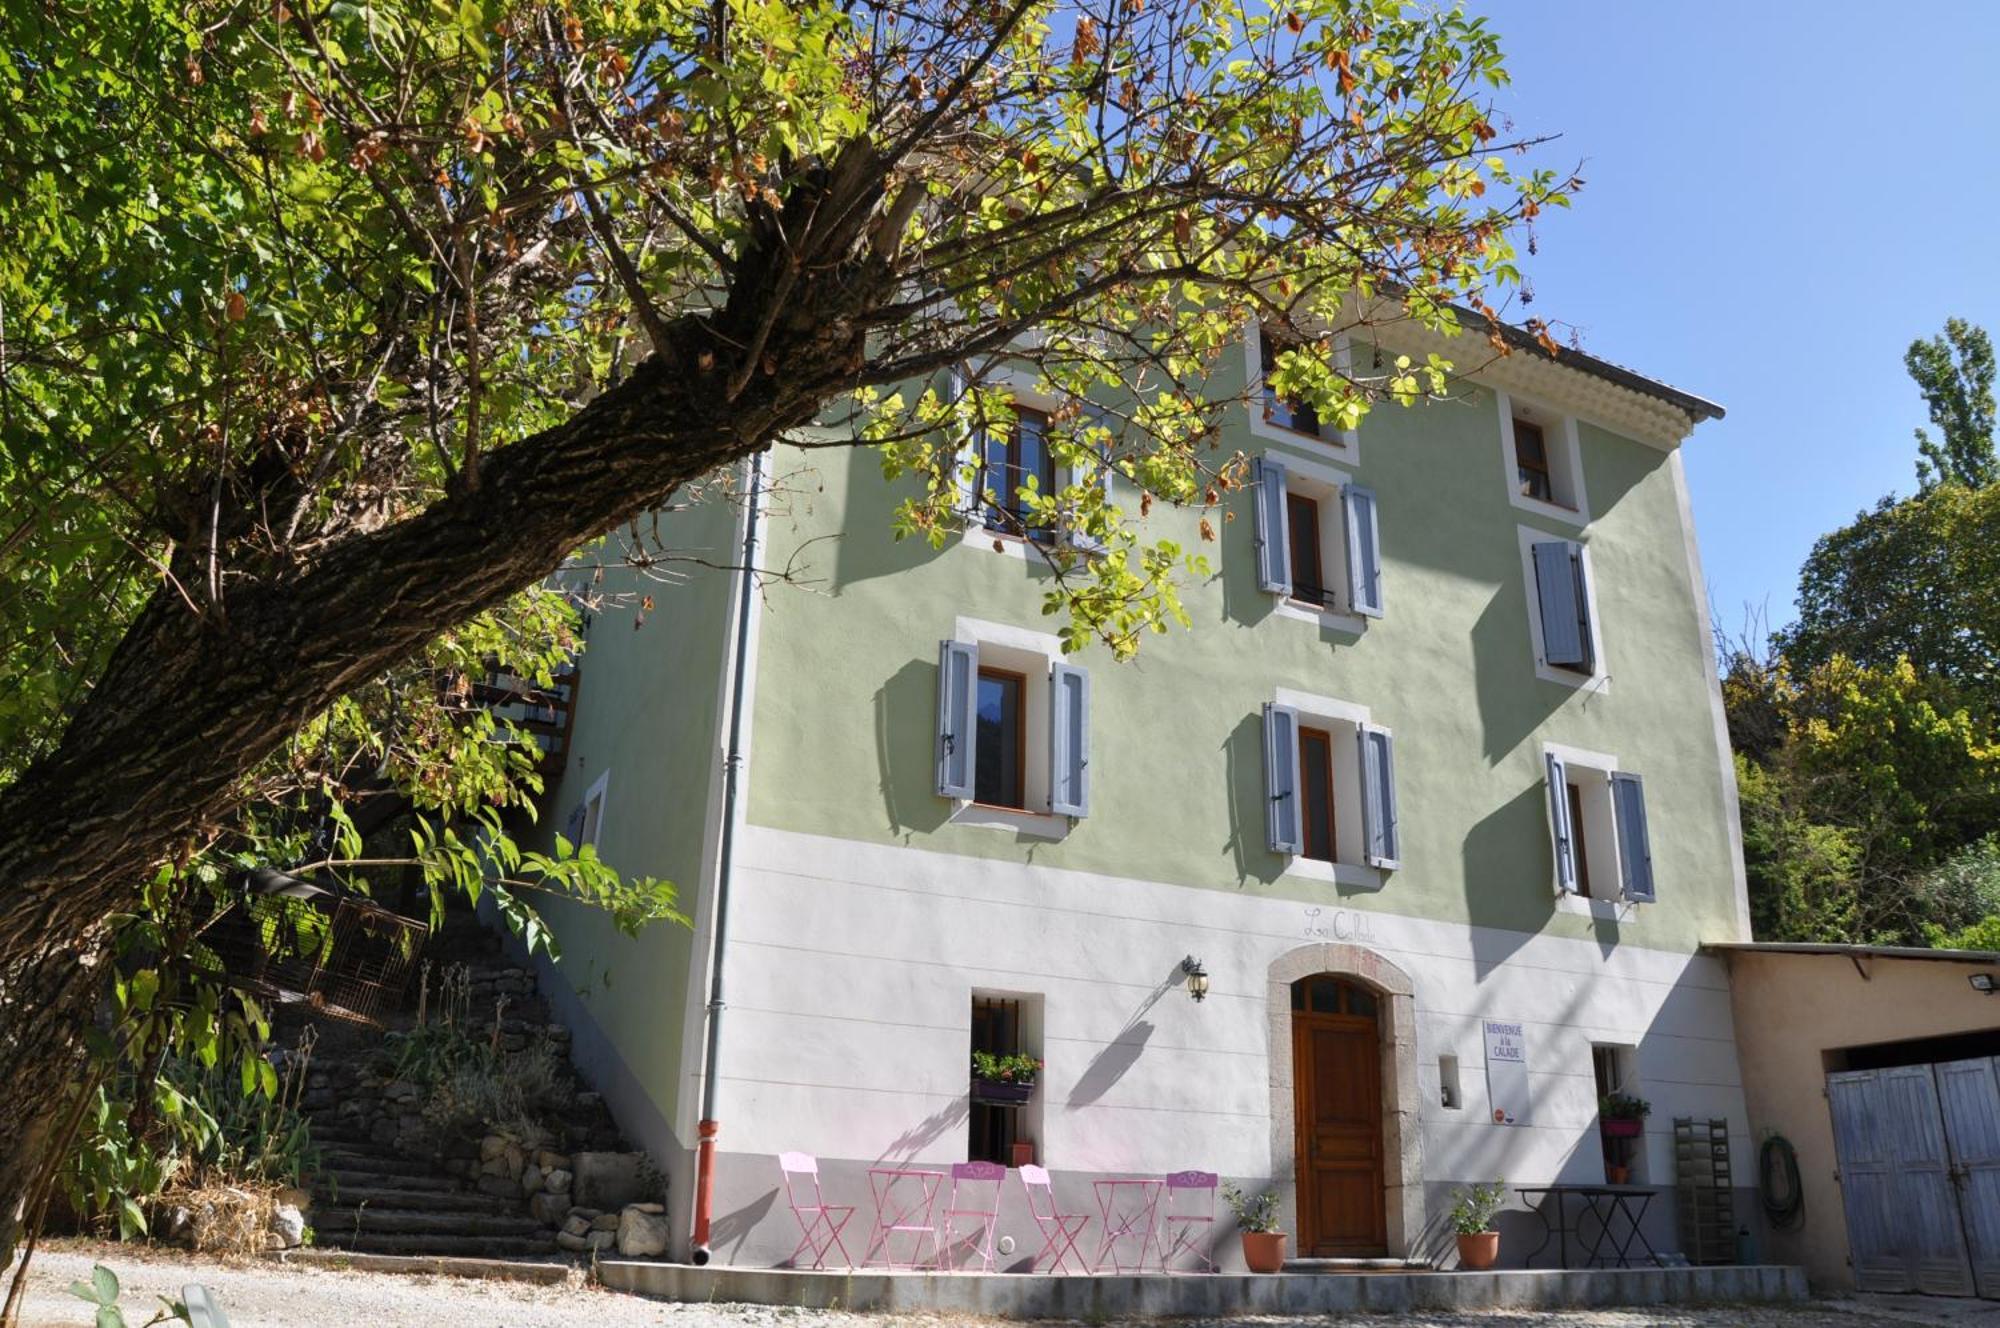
1601,1117,1643,1139
972,1077,1036,1105
970,1051,1042,1105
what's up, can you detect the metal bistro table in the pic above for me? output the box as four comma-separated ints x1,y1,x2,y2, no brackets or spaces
1516,1184,1662,1269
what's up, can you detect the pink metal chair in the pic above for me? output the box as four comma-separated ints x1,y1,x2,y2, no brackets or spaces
1019,1164,1091,1274
938,1160,1006,1270
779,1152,856,1269
1160,1170,1219,1273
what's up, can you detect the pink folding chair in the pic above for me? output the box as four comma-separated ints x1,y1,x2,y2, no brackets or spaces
779,1152,856,1269
938,1161,1006,1270
1019,1164,1091,1274
1160,1170,1219,1273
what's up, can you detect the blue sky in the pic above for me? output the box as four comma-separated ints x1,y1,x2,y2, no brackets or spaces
1468,1,2000,642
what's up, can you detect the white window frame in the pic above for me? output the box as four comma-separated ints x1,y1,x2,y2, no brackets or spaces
1518,525,1610,693
956,366,1109,562
1246,325,1360,460
1543,742,1638,920
1496,390,1590,528
566,769,610,851
1264,450,1369,634
947,616,1072,840
1273,687,1386,891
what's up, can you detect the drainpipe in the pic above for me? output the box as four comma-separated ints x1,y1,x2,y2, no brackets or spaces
690,447,764,1265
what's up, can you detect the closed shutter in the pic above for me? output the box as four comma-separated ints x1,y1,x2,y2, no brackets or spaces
1252,456,1292,596
1067,409,1112,554
1262,702,1303,854
1545,752,1579,894
1358,724,1400,869
936,639,979,799
1342,485,1384,618
1532,539,1594,671
1049,662,1091,817
1611,771,1654,901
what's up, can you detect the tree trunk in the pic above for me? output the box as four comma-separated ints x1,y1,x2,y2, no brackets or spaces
0,224,888,1254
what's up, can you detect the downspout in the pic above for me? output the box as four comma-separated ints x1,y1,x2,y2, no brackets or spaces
690,447,764,1265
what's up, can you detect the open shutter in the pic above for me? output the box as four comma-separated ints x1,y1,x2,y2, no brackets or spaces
1612,772,1655,901
1067,408,1112,554
947,368,982,517
1532,540,1591,669
1342,484,1384,618
1048,662,1091,817
1358,724,1400,869
1545,752,1578,894
936,639,978,799
1262,702,1303,854
563,800,588,848
1252,456,1292,596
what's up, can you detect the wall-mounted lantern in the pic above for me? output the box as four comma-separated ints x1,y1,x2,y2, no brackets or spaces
1181,956,1209,1003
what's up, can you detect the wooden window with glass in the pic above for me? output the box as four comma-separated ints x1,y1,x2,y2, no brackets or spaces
981,407,1055,541
969,996,1022,1166
1286,492,1332,608
1567,782,1592,897
973,668,1026,810
1514,417,1554,503
1299,725,1338,864
1261,331,1323,438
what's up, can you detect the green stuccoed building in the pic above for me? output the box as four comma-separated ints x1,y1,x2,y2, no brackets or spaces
520,314,1747,1270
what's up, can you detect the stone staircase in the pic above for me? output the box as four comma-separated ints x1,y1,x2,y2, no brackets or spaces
290,911,650,1261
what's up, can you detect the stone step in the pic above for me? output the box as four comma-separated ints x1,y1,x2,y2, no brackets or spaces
314,1185,523,1215
316,1206,544,1236
318,1169,468,1198
312,1231,565,1259
317,1149,441,1180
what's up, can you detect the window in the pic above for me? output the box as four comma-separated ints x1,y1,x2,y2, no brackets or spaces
1299,726,1338,862
1252,455,1383,620
1262,694,1398,878
1522,532,1603,685
563,770,609,849
937,628,1090,827
1592,1044,1643,1182
974,668,1027,809
1439,1054,1463,1111
1496,392,1588,523
1260,330,1322,438
979,406,1055,541
969,993,1043,1166
1545,747,1655,903
1515,418,1553,502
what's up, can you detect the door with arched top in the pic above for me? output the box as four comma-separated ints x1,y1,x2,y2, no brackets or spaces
1291,974,1386,1256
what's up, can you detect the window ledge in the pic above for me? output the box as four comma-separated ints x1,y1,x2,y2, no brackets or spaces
1534,659,1613,693
1556,892,1637,920
1283,855,1387,891
1510,490,1591,528
950,801,1072,841
1273,596,1368,636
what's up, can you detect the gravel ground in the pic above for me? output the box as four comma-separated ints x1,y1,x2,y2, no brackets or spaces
8,1244,1984,1328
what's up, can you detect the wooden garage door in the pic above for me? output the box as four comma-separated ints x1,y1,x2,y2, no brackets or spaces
1827,1065,1976,1296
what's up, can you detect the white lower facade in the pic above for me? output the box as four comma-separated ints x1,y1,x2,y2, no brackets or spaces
661,826,1751,1268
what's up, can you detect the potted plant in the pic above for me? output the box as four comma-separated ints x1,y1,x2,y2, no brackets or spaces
970,1051,1043,1104
1599,1092,1651,1139
1450,1181,1507,1270
1222,1183,1286,1273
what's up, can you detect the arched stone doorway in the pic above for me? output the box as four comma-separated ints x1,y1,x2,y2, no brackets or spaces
1266,943,1423,1259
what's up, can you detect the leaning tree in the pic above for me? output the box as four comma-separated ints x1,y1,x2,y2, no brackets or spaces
0,0,1569,1259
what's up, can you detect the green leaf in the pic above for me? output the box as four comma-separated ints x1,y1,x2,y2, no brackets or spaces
91,1264,119,1306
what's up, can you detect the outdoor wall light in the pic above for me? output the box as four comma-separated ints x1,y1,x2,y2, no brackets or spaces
1181,956,1209,1003
1972,972,1997,995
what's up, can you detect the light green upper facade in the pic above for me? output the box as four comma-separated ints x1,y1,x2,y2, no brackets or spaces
736,340,1743,955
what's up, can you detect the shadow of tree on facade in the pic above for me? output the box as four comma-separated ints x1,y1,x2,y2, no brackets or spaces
875,1096,970,1164
708,1186,779,1266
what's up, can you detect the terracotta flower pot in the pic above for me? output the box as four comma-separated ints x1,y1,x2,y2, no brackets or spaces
1241,1230,1288,1273
1010,1140,1036,1168
1606,1164,1630,1185
1456,1230,1500,1270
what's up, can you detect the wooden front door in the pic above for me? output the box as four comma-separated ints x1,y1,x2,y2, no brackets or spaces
1292,975,1386,1256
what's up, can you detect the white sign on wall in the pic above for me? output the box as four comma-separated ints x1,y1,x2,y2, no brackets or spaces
1483,1019,1530,1126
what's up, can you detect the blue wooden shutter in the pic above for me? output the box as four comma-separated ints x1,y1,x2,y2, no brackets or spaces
1611,772,1654,901
948,369,982,516
1545,752,1578,894
1252,456,1292,596
1049,662,1091,817
1358,724,1399,869
1262,702,1302,854
1342,484,1384,618
1532,540,1592,670
936,640,978,799
1067,409,1111,554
